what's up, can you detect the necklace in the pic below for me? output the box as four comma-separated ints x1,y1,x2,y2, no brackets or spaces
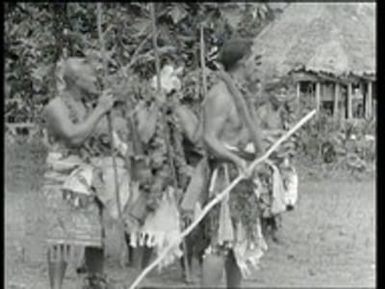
60,91,87,124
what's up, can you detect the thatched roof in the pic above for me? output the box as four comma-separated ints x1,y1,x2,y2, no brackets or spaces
251,3,376,81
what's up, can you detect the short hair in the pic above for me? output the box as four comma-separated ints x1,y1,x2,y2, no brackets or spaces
56,57,96,93
63,57,88,82
217,38,253,71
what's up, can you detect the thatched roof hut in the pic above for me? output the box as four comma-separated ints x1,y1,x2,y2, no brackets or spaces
251,2,376,80
250,3,376,120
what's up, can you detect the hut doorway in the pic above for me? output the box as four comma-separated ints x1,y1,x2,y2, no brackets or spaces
299,81,316,108
320,82,334,117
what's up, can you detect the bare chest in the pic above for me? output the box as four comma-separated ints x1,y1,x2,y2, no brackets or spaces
63,97,88,123
219,95,250,148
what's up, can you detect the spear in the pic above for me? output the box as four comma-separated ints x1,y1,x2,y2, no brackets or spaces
96,3,126,266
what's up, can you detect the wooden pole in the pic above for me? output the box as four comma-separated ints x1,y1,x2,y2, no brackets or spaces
364,82,368,119
358,81,364,119
128,110,317,289
333,82,340,122
347,83,353,119
97,4,122,218
367,81,373,119
150,3,191,282
97,2,127,267
296,82,301,117
315,82,321,111
150,3,176,182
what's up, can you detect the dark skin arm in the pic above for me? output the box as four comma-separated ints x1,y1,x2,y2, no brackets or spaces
174,104,202,144
202,83,247,170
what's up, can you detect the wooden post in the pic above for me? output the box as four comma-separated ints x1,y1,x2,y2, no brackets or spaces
97,3,126,267
347,83,353,119
333,82,340,122
296,81,301,116
364,82,368,119
315,82,321,111
358,81,364,119
367,81,373,119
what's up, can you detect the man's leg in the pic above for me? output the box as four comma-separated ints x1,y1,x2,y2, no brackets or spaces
83,246,114,289
124,233,134,265
47,245,68,289
225,250,242,289
271,214,283,243
124,232,153,270
141,246,153,268
180,232,196,281
84,246,104,275
201,252,225,286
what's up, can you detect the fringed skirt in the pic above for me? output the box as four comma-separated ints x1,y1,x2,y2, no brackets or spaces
125,187,183,270
203,162,268,278
42,183,103,264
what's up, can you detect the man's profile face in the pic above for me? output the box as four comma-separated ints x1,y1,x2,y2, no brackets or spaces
76,63,100,96
67,59,100,97
242,52,260,85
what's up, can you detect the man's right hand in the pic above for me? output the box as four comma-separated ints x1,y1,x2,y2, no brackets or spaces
97,90,115,114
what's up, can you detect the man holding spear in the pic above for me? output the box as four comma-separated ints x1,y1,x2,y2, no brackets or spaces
198,37,298,287
130,35,316,289
198,38,267,288
176,37,298,286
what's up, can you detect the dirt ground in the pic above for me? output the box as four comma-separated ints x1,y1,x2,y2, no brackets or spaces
5,165,376,289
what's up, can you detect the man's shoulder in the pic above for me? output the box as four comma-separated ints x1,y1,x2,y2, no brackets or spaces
207,79,231,101
47,97,65,108
209,79,227,93
44,97,66,116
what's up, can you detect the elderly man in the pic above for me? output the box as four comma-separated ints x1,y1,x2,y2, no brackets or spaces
42,57,129,289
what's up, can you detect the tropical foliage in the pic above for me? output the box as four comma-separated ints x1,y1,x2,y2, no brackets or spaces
5,2,286,213
5,2,374,183
5,2,280,125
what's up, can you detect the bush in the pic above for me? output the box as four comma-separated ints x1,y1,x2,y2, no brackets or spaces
295,107,376,177
5,135,48,194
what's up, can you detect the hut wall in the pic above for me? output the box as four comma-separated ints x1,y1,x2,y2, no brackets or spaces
321,82,334,101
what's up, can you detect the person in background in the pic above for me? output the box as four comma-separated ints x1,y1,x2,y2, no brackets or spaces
256,77,299,243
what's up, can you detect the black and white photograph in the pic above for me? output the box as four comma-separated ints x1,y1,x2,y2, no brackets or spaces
5,2,376,289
